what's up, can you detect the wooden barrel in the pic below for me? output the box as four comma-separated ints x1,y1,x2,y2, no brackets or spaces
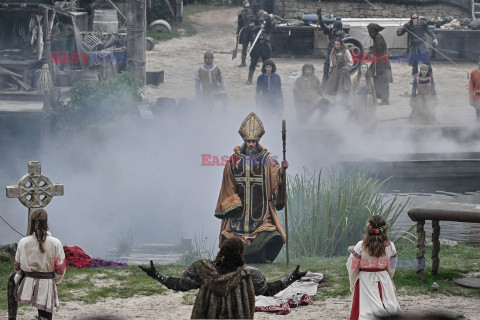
93,9,118,33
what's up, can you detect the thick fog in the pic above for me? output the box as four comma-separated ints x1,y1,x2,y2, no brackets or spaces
1,78,479,257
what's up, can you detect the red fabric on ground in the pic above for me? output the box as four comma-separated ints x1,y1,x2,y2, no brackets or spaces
63,246,128,269
254,293,313,315
350,280,360,320
63,246,92,269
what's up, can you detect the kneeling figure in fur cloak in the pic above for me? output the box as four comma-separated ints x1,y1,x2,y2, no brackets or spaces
139,238,307,319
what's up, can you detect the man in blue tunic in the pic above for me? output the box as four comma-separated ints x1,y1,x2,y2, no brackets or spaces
256,59,283,117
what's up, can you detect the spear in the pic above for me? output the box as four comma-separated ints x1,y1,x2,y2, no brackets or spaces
282,119,289,266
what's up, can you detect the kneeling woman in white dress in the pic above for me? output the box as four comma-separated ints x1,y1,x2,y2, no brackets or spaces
12,209,66,320
346,215,402,320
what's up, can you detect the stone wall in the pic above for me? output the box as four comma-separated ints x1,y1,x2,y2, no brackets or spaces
275,0,471,19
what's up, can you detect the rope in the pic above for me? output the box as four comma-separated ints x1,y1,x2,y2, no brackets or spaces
360,0,458,65
0,215,25,237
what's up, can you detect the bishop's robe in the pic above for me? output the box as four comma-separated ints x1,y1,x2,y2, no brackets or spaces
215,145,286,261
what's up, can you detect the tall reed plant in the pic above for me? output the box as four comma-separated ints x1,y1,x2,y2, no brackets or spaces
284,169,408,258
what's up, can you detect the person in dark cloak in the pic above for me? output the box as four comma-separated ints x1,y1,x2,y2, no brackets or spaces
397,13,438,77
139,237,307,319
317,8,347,84
256,59,283,116
247,10,275,85
236,0,257,67
367,23,393,105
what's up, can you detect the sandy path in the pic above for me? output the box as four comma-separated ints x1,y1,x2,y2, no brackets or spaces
7,292,480,319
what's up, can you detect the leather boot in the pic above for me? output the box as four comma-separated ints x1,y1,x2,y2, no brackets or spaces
238,56,246,67
246,69,254,85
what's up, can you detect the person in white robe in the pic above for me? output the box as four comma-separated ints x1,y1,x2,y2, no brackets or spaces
346,215,403,320
12,209,65,320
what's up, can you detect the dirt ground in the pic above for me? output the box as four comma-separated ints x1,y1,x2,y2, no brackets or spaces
144,8,478,126
10,291,480,319
5,8,480,320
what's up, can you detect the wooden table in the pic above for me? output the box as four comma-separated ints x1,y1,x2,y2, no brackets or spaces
408,201,480,281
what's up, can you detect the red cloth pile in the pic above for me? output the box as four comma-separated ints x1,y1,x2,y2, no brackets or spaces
63,246,128,269
254,293,313,315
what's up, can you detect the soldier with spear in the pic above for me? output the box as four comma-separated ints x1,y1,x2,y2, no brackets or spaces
214,112,288,264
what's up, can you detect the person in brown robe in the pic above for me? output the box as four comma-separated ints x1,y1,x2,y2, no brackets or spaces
195,50,227,107
469,56,480,121
367,23,393,105
325,39,353,106
294,64,325,122
214,112,288,263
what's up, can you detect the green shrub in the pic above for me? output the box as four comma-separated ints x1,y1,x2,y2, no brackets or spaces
284,169,409,258
0,252,14,263
53,71,142,132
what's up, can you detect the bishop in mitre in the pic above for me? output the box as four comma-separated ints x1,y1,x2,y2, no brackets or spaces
215,112,288,263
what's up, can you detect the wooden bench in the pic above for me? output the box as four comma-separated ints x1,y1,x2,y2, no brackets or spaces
407,201,480,281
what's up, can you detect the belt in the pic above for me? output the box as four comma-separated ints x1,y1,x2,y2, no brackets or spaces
24,271,55,279
474,92,480,96
359,268,388,272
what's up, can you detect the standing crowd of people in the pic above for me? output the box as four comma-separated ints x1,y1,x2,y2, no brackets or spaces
197,7,480,126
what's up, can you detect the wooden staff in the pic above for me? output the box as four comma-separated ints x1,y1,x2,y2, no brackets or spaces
282,119,289,266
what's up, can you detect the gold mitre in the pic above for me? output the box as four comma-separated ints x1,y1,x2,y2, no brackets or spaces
238,112,265,141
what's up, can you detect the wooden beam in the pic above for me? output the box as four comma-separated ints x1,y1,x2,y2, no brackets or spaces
127,0,146,85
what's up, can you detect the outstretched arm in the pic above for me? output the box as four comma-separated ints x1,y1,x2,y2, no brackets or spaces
139,261,202,292
247,265,307,296
263,265,307,296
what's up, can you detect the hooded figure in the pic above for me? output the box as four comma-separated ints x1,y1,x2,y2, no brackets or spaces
195,50,227,107
367,23,393,105
293,64,328,122
214,112,288,263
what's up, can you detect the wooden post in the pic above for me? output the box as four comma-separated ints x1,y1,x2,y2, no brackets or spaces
43,8,52,71
416,220,426,282
431,219,441,276
127,0,146,85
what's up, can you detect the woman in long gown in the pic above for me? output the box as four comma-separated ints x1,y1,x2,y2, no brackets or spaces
409,64,437,125
325,39,353,105
348,63,377,125
347,215,403,320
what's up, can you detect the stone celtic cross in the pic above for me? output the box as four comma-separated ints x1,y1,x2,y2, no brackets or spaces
6,161,64,233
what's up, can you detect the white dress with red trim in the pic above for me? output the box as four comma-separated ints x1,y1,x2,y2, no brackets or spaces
14,231,66,313
346,240,403,320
